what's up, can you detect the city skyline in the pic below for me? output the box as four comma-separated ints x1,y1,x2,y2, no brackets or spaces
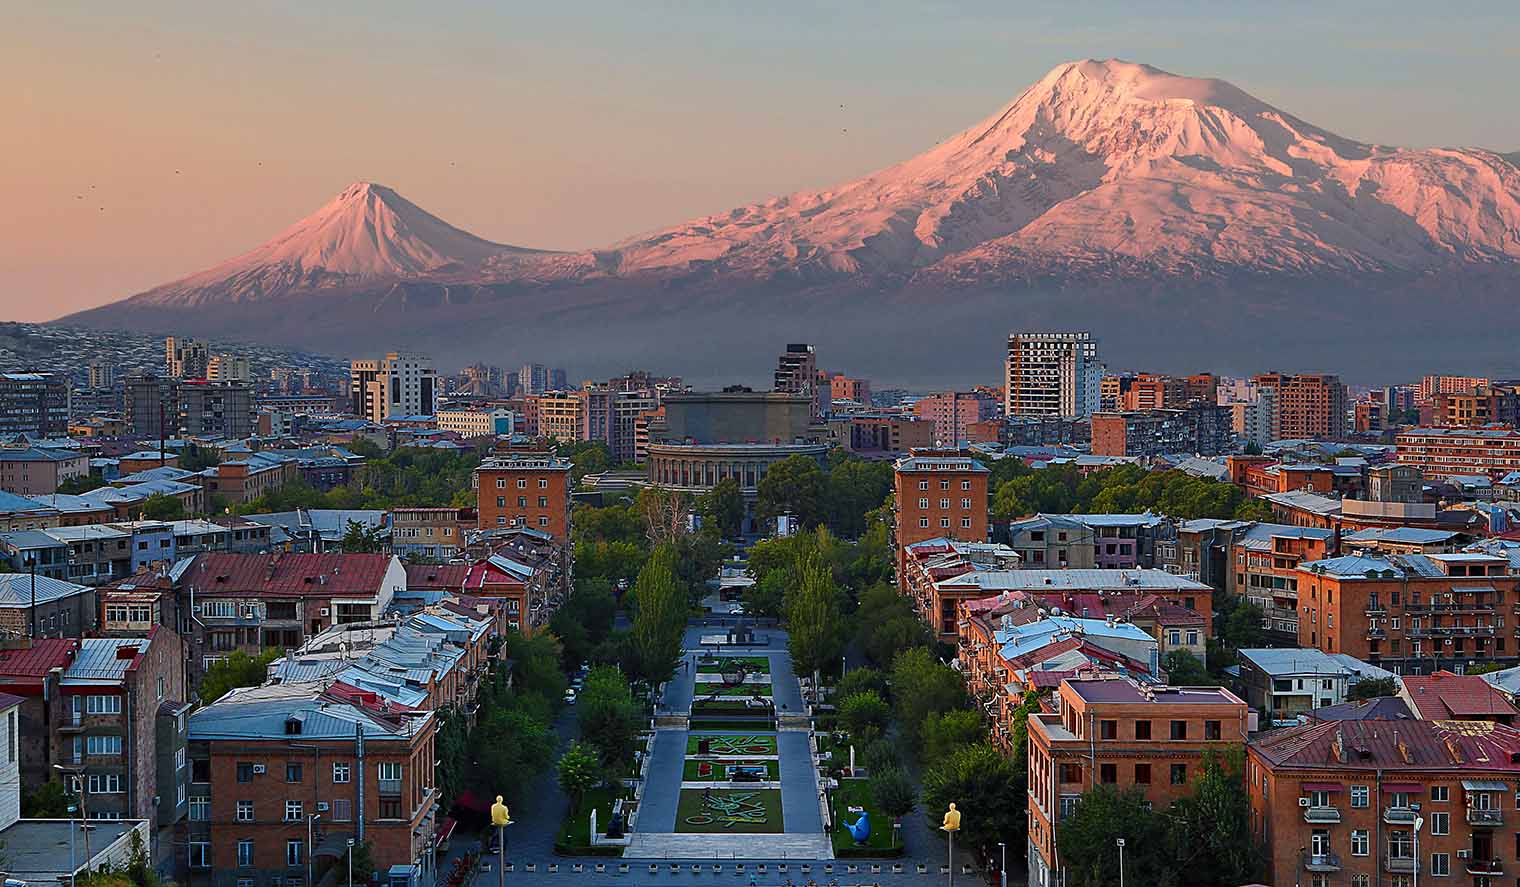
6,3,1520,319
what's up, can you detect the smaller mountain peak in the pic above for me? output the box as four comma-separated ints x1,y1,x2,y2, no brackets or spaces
338,181,391,201
1035,58,1261,113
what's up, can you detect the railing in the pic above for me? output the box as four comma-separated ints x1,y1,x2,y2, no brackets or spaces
1404,602,1495,614
1383,854,1415,874
1303,805,1341,824
1408,625,1497,638
1467,808,1504,826
1301,851,1341,872
377,778,402,796
1383,806,1419,825
1466,857,1504,875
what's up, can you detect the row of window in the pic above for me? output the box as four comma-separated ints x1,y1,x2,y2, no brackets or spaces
1060,761,1191,786
493,515,552,528
916,498,975,510
494,496,552,508
916,479,974,491
493,477,551,489
189,840,305,869
1090,719,1223,741
232,761,397,783
918,517,974,530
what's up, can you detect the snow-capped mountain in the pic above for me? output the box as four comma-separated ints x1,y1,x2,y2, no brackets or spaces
61,59,1520,380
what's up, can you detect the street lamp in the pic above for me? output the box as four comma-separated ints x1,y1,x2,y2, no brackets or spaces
307,812,321,887
1116,837,1126,887
1412,815,1424,887
54,765,88,870
998,841,1007,887
346,838,355,887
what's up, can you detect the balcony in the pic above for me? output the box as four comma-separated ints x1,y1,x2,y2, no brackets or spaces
1408,624,1497,639
1383,806,1419,825
1467,857,1504,875
377,778,402,796
1467,808,1504,827
1303,805,1341,824
1301,851,1341,872
1364,605,1388,617
1384,855,1415,874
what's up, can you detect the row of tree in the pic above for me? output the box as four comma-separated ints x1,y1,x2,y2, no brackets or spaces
753,452,895,539
987,461,1273,525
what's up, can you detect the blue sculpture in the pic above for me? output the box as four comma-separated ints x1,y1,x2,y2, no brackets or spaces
844,809,870,845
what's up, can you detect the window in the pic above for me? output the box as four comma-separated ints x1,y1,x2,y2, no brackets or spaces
961,498,971,509
192,758,211,783
1170,720,1187,740
236,800,253,822
286,841,303,867
1134,763,1151,784
378,761,402,781
87,774,122,794
1430,785,1449,802
238,880,255,887
1350,784,1369,808
189,796,209,821
284,800,303,822
286,762,303,783
332,798,352,822
516,478,526,489
85,695,122,715
1204,720,1222,740
1429,853,1449,876
918,480,928,491
940,479,950,490
1168,630,1181,645
1350,829,1369,856
333,762,351,784
538,516,549,527
495,478,505,489
1134,720,1151,740
939,498,950,509
189,842,211,869
379,797,403,819
1058,794,1080,821
1170,764,1187,785
1059,763,1082,784
1428,811,1448,835
1099,720,1117,740
86,735,123,755
940,517,950,528
517,496,526,507
238,840,253,867
961,517,972,529
918,498,929,509
237,762,255,782
918,518,928,528
1351,876,1370,887
1100,763,1117,784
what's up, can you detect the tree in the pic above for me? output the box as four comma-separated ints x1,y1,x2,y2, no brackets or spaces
199,648,282,703
921,742,1027,862
21,779,72,817
578,666,642,769
630,545,685,684
504,630,568,709
340,840,376,887
1164,751,1264,887
1163,649,1214,686
699,478,746,539
1347,676,1398,701
838,666,889,702
139,493,185,521
557,741,604,806
824,458,892,539
838,691,891,742
889,647,968,752
741,572,787,619
755,454,826,527
340,519,385,552
855,582,932,667
869,767,918,847
1057,785,1168,887
920,709,985,764
471,707,557,807
786,554,845,679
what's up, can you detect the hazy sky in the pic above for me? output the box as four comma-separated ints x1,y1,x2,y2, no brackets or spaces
5,2,1518,321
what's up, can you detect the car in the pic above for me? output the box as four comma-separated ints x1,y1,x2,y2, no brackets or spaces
563,689,577,705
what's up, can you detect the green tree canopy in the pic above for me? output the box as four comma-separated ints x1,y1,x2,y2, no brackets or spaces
198,648,282,704
786,552,846,679
1057,785,1169,887
755,454,827,527
139,493,185,521
838,690,891,742
921,742,1027,862
577,665,642,770
630,545,686,684
1162,649,1214,686
889,647,968,753
698,477,746,539
1347,676,1398,700
556,741,604,806
920,709,985,764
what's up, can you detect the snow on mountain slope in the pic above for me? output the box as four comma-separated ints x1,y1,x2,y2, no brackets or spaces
607,59,1520,280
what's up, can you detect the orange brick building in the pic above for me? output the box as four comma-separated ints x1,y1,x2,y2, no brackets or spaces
1027,678,1248,887
1296,551,1517,674
1395,425,1520,482
1248,718,1520,887
1253,372,1348,439
891,450,989,582
473,453,573,541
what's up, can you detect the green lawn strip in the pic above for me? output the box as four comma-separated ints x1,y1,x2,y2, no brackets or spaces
685,734,778,755
689,718,775,732
681,758,780,781
554,786,625,856
830,778,902,857
694,683,773,697
674,788,783,834
696,656,771,674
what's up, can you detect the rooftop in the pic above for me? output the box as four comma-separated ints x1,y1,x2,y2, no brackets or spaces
944,568,1210,593
1402,671,1520,720
1065,677,1243,707
62,637,148,686
0,638,80,679
0,574,93,607
1251,718,1520,771
1238,647,1358,677
182,552,396,596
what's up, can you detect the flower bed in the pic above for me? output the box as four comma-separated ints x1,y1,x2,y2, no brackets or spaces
681,758,781,781
685,733,777,756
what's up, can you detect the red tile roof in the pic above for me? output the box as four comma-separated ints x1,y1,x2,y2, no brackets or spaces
1402,671,1520,720
404,563,470,591
184,553,394,597
462,560,526,591
0,638,80,681
1252,718,1520,770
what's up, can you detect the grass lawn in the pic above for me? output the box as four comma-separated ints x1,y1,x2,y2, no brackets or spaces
555,787,626,855
697,656,771,674
681,758,781,781
830,778,902,856
675,788,783,833
686,734,777,756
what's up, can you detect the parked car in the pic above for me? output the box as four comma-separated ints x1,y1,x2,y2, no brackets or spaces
564,688,577,705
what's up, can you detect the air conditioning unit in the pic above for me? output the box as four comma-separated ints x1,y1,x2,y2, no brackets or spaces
1445,639,1453,646
251,764,266,775
316,802,329,812
1457,850,1472,859
320,608,331,617
1298,797,1312,807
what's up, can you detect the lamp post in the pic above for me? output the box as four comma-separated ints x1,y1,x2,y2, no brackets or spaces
490,795,513,887
940,803,961,887
998,841,1007,887
346,838,355,887
1412,815,1424,887
55,765,88,870
307,812,321,887
1116,837,1126,887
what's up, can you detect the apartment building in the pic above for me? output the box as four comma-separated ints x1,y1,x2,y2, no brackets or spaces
1395,426,1520,482
388,507,474,561
460,529,570,634
1248,718,1520,887
1233,523,1335,639
1005,332,1101,419
472,454,573,542
1419,374,1490,404
1090,404,1234,458
434,408,513,439
204,453,302,504
1235,647,1395,726
0,573,98,636
0,447,89,495
829,375,872,407
176,380,257,438
165,337,209,379
0,638,79,789
350,354,438,423
1297,551,1518,673
912,392,997,446
1253,372,1348,440
892,451,990,586
774,344,829,420
187,683,439,887
0,372,72,437
1027,678,1248,887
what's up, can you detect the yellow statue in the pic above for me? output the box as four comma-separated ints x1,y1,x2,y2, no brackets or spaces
490,795,513,828
941,803,960,832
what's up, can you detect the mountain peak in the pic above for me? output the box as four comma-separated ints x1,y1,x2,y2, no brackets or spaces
1032,58,1267,114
